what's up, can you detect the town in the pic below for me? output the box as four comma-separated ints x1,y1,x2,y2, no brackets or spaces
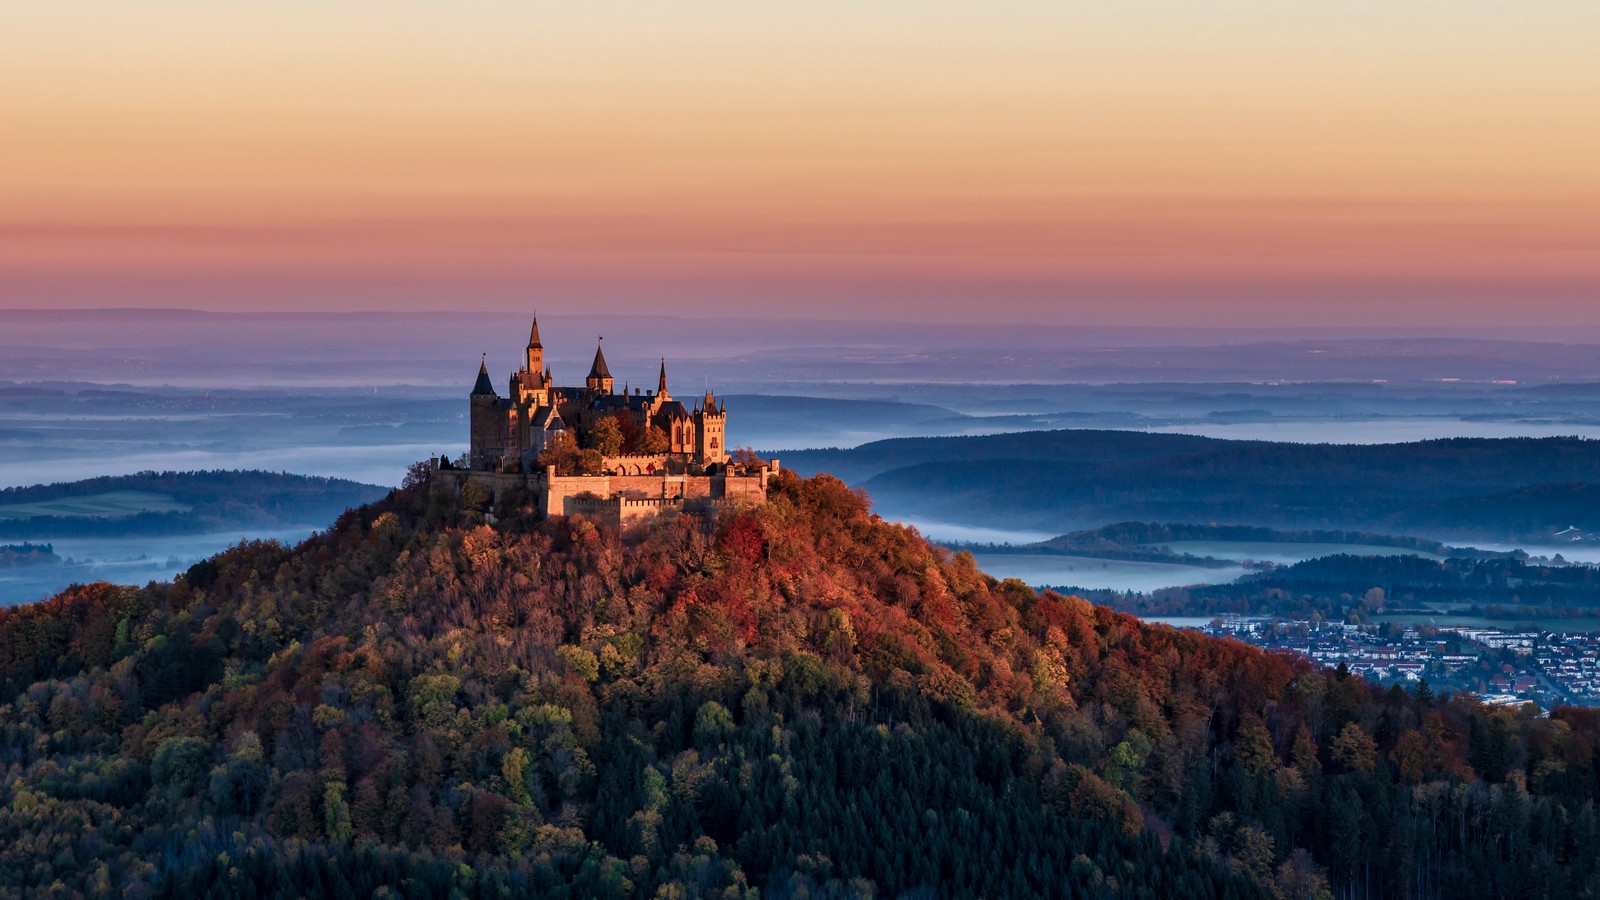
1186,615,1600,709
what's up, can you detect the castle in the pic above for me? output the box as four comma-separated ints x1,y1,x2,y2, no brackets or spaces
450,316,778,523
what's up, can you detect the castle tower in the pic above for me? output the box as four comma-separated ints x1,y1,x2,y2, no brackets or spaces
586,338,614,394
695,388,728,465
524,314,544,377
469,355,506,470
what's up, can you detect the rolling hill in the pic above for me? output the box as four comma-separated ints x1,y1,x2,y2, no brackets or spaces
0,472,1597,896
0,470,389,538
776,431,1600,541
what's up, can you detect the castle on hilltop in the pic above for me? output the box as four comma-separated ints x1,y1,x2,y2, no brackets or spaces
449,316,777,523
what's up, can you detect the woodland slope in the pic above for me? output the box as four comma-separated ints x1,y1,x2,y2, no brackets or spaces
0,473,1598,897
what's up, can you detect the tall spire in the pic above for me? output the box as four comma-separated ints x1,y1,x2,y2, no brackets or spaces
657,358,669,396
471,354,496,396
586,337,614,394
523,314,546,383
588,338,611,379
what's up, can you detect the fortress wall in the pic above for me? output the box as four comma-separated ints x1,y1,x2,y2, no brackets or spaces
564,493,689,526
718,474,768,500
608,475,673,495
454,465,771,522
543,474,612,517
563,495,621,527
603,454,668,476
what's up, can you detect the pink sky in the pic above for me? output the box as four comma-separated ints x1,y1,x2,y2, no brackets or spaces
2,3,1596,326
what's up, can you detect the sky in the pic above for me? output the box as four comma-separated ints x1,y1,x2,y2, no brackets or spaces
2,2,1597,326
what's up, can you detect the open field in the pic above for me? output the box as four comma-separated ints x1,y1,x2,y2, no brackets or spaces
1154,540,1446,564
970,551,1249,594
0,490,191,520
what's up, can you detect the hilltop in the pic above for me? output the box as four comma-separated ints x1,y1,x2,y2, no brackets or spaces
1,471,1598,897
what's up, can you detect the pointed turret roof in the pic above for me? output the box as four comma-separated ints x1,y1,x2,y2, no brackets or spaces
658,358,669,395
527,314,542,349
471,355,497,396
588,339,612,379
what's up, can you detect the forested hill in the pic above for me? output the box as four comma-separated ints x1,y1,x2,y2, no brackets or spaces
776,430,1600,541
4,474,1600,897
0,470,389,538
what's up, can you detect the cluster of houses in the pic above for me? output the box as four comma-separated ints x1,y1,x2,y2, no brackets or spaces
1191,616,1600,708
1534,631,1600,698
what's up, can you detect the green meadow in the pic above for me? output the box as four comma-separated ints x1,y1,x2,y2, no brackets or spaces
0,490,191,521
1153,540,1444,564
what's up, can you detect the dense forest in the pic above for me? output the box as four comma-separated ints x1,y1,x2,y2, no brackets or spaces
4,471,1600,897
0,543,57,569
0,470,389,538
779,430,1600,541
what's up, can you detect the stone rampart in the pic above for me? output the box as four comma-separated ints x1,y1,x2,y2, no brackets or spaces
449,459,781,523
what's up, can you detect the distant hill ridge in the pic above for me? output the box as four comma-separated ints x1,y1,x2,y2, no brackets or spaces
776,430,1600,541
0,470,388,537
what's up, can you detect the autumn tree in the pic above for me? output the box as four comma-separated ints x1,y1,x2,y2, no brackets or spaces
612,412,642,453
536,429,581,475
1331,722,1378,775
586,416,624,457
638,424,670,455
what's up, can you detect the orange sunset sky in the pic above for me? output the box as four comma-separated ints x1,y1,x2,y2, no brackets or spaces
2,2,1597,325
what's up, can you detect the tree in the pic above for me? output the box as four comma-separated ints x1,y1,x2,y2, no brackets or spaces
1390,730,1429,784
1331,722,1378,775
403,458,437,488
638,424,670,455
1416,676,1435,706
612,411,641,453
537,429,581,475
586,416,624,457
210,731,269,815
323,778,354,846
503,747,532,804
152,736,212,797
1234,717,1278,778
694,701,735,747
459,480,490,516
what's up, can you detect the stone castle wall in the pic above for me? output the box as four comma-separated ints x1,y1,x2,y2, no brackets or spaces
452,460,779,523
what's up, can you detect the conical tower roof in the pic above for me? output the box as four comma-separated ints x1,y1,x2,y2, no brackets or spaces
471,356,497,396
588,339,612,379
527,314,542,349
657,358,668,394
